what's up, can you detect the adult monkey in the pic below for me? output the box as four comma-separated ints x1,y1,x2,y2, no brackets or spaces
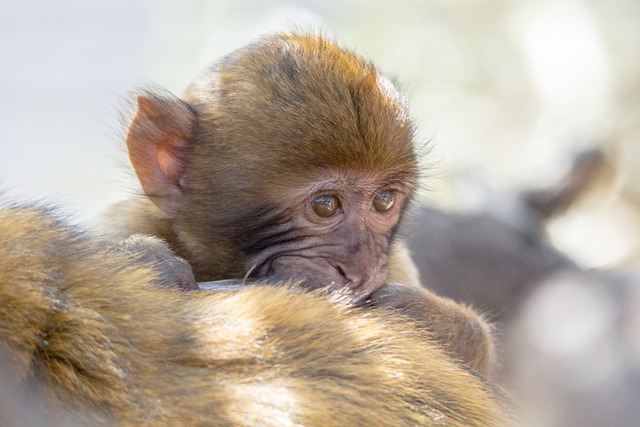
0,204,506,426
103,32,494,374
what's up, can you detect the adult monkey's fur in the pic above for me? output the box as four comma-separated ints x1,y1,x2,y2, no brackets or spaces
0,205,505,426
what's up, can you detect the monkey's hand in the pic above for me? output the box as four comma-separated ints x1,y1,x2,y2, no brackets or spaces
368,283,495,375
111,234,198,290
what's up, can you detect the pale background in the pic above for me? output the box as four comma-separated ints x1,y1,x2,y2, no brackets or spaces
1,0,638,266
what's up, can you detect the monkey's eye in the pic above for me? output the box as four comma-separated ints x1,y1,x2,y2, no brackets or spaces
312,195,340,217
372,190,396,212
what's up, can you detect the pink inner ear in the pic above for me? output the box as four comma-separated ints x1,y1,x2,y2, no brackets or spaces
157,142,188,187
127,93,196,216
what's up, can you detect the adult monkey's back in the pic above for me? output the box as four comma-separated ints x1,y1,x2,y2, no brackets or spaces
0,204,506,426
103,32,495,374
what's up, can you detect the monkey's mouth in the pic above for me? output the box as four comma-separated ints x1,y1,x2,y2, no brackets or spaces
253,255,349,288
244,255,374,303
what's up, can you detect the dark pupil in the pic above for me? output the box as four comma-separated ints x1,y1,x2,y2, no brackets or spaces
373,191,395,212
313,196,337,217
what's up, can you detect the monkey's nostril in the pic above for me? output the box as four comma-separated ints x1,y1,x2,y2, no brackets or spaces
333,265,367,291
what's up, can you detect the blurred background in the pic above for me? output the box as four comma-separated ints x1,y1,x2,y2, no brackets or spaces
1,1,639,425
1,0,638,268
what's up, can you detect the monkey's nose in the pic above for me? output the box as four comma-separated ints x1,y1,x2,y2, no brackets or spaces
332,263,371,292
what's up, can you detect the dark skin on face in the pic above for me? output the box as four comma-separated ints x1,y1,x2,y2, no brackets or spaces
127,33,418,302
244,172,410,301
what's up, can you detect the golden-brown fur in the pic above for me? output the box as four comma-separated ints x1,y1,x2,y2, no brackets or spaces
0,204,506,426
100,32,497,376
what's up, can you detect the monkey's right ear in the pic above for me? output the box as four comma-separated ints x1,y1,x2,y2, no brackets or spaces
126,93,196,217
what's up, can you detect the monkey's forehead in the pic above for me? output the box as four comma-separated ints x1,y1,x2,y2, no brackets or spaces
276,170,419,198
185,33,418,177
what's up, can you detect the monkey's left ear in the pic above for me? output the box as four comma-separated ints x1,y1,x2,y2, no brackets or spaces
126,93,196,216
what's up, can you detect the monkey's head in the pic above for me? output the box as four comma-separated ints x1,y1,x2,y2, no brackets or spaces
126,33,419,301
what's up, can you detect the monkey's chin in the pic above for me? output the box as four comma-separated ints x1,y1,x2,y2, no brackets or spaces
237,255,387,304
262,260,374,304
266,257,344,287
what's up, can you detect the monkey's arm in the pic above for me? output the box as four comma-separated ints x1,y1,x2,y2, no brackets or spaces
112,233,198,290
385,240,495,375
368,283,495,375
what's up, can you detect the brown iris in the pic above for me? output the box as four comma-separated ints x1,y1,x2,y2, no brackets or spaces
312,195,339,217
372,190,395,212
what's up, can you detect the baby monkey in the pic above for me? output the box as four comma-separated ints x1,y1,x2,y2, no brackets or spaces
103,32,495,374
